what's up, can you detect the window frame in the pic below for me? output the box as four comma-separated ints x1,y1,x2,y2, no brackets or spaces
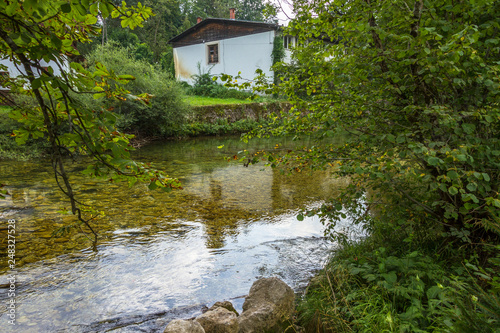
207,43,219,65
283,36,295,49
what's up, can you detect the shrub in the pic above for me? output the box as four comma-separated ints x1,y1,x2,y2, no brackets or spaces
0,105,49,160
80,42,190,137
298,240,500,333
188,64,254,100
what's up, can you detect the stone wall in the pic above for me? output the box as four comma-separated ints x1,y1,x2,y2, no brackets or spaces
188,102,291,124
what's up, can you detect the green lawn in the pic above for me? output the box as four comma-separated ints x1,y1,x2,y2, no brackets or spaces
184,96,256,106
184,95,286,106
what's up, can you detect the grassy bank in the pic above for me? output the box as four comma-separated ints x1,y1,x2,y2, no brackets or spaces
184,96,256,106
297,212,500,332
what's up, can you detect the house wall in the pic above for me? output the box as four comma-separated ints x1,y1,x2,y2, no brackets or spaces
173,30,276,86
170,20,277,48
0,58,67,90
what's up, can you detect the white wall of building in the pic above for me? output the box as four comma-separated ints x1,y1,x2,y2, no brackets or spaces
0,58,67,90
173,31,276,86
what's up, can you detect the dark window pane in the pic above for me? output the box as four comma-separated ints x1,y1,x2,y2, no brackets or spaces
208,44,218,64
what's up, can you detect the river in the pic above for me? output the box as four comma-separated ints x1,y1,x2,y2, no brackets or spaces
0,135,359,332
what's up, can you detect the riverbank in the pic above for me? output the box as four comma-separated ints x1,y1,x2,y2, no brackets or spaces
295,211,500,332
0,101,290,159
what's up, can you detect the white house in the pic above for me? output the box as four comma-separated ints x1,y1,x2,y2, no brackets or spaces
0,57,68,104
0,58,67,88
168,9,296,86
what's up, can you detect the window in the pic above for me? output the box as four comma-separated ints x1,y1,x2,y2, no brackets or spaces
283,36,294,49
207,44,219,64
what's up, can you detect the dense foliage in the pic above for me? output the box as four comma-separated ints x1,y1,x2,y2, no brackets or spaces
0,106,49,160
249,0,500,247
81,43,190,137
229,0,500,330
0,1,181,239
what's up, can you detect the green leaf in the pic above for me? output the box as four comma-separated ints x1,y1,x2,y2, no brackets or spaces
23,0,38,12
297,214,304,221
117,74,135,81
448,186,458,195
427,285,442,299
382,271,397,285
50,34,62,49
5,2,20,16
61,3,71,13
13,129,29,145
466,182,477,192
427,157,441,166
462,193,479,203
447,170,459,180
31,78,42,90
482,173,491,182
75,4,87,16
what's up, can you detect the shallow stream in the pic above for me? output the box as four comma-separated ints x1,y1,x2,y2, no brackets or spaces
0,135,359,332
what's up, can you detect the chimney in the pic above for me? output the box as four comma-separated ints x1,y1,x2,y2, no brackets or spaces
197,17,202,24
229,8,235,20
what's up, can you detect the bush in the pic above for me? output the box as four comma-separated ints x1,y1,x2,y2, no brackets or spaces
0,106,49,160
188,65,254,100
298,238,500,333
80,42,190,137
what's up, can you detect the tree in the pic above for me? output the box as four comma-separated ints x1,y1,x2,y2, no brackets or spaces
82,42,189,137
236,0,500,243
237,0,265,21
188,0,265,21
0,0,181,241
129,0,185,62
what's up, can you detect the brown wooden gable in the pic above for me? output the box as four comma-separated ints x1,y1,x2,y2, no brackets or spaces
169,19,279,48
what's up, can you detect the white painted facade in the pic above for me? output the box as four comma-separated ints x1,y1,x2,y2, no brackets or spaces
173,30,277,86
0,58,67,90
283,35,297,63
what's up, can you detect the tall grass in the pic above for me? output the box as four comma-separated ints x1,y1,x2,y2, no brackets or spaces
298,226,500,332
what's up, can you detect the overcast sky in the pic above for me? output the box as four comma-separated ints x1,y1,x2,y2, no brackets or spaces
273,0,295,25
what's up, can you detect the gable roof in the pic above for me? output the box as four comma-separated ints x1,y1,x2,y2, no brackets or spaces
168,18,279,48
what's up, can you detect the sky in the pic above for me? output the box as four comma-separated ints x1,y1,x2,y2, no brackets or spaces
272,0,295,25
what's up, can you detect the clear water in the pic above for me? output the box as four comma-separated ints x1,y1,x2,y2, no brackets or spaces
0,135,358,332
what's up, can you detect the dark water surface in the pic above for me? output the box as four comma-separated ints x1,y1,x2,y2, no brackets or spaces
0,136,358,332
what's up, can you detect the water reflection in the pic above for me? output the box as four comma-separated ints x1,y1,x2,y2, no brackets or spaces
1,136,346,268
0,135,354,332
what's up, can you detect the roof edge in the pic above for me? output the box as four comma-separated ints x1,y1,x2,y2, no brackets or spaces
168,18,280,44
